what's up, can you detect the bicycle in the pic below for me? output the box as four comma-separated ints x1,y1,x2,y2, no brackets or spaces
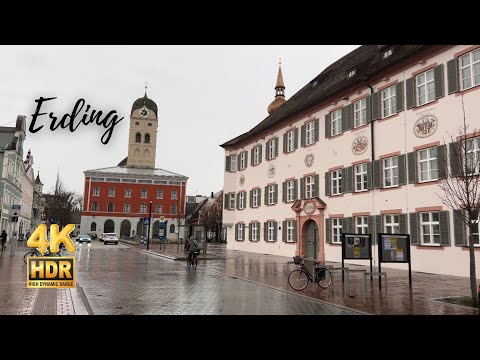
23,247,61,264
288,256,332,291
187,250,200,270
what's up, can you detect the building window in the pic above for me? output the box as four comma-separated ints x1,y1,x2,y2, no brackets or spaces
251,222,258,241
140,203,147,213
171,191,177,199
148,123,152,126
171,205,177,214
91,222,96,231
145,133,150,144
252,189,259,208
135,133,141,143
355,163,368,192
93,186,100,196
466,137,480,175
381,85,397,118
237,223,244,241
347,69,356,78
418,147,438,182
230,155,237,172
354,98,367,128
355,216,368,234
170,224,175,233
156,205,162,214
109,187,115,197
157,190,163,199
239,152,247,170
420,212,440,245
287,130,295,152
267,139,276,160
135,122,139,125
268,185,275,205
253,146,260,165
141,189,147,198
332,218,343,244
125,188,131,197
331,170,342,196
92,202,99,211
229,193,235,210
305,175,315,199
286,180,295,202
239,192,245,209
107,202,114,212
124,203,131,213
471,213,479,246
331,109,342,136
384,214,400,234
383,156,399,188
305,121,315,146
383,49,393,59
416,69,435,106
459,48,480,91
287,220,295,242
267,221,275,241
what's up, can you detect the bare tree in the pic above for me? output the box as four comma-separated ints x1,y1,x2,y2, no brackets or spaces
437,96,479,308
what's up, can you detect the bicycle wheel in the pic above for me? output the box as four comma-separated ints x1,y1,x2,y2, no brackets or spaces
23,250,38,264
288,269,309,291
317,268,332,289
192,256,197,270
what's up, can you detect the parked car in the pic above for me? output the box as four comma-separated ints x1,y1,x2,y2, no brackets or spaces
99,233,106,242
104,233,119,245
77,234,91,244
89,232,98,240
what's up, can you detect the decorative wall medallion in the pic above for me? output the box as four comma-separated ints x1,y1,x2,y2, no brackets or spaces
267,164,276,178
239,175,245,186
351,136,368,155
304,153,315,167
414,114,437,138
304,202,315,214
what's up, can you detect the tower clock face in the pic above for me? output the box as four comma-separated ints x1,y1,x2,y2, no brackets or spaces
139,106,149,118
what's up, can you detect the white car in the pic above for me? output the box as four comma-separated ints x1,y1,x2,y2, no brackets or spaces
104,233,119,245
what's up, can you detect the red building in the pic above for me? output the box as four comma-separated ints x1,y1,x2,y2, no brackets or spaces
80,91,188,241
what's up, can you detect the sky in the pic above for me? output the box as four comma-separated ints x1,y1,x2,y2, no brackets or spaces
0,45,359,196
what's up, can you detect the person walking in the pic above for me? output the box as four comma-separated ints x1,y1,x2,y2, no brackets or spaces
0,230,7,251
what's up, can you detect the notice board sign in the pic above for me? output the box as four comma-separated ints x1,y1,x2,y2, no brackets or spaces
378,233,410,263
342,233,372,260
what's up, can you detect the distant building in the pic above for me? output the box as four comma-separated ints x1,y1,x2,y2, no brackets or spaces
20,149,35,236
186,191,223,241
31,171,45,230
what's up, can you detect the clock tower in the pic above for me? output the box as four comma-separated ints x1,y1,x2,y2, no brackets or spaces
127,90,158,168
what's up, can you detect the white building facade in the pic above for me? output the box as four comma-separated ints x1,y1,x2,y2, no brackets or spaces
221,45,480,278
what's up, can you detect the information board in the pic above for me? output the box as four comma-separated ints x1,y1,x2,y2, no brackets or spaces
378,233,410,263
342,233,371,260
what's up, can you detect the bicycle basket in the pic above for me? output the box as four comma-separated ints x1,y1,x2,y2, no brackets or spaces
293,256,302,265
317,268,326,278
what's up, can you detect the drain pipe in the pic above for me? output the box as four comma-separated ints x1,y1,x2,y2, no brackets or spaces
365,77,376,269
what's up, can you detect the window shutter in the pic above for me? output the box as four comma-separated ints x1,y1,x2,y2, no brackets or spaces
274,184,278,204
314,118,320,142
449,141,462,177
225,156,231,172
396,81,404,113
434,64,445,99
367,162,373,189
283,132,287,154
439,210,450,246
346,104,353,130
348,217,354,233
409,213,419,245
258,188,262,206
274,138,279,158
264,186,268,205
244,151,248,169
399,213,407,234
398,154,407,186
249,190,253,208
325,114,331,138
453,209,466,246
282,221,287,242
437,144,447,179
341,106,348,133
294,179,298,200
366,95,372,122
407,152,417,184
265,142,269,161
264,222,267,241
250,148,254,166
324,172,330,196
325,218,331,244
259,145,263,164
249,223,252,241
372,92,380,121
294,128,299,149
301,124,306,146
447,59,458,94
300,177,305,199
373,160,381,189
282,181,287,203
368,216,375,236
293,221,297,242
235,224,238,240
236,193,240,210
406,77,415,109
374,215,382,245
273,222,278,241
345,166,353,193
314,174,320,197
341,168,347,194
342,217,350,233
224,194,229,210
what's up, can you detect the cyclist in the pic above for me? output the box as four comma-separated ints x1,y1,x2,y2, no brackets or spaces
187,236,200,265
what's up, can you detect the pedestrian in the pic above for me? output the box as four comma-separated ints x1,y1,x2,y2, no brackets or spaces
184,237,189,251
0,230,7,251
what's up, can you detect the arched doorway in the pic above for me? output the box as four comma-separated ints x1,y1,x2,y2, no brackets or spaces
91,222,97,231
104,219,115,233
120,220,131,239
136,219,144,239
304,219,319,260
152,220,159,239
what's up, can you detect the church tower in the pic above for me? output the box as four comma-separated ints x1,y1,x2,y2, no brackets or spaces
267,59,287,115
127,86,158,168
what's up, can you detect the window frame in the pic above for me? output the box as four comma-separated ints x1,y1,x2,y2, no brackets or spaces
287,220,295,242
354,98,367,128
415,69,435,106
253,146,260,165
124,203,131,213
92,202,99,211
252,189,259,208
459,48,480,91
157,190,163,199
267,221,275,241
332,218,343,244
305,175,315,199
230,154,238,172
251,222,258,241
140,203,147,213
417,147,438,182
354,163,368,192
331,170,342,196
239,191,245,209
465,137,480,176
93,186,100,196
155,205,162,214
420,211,441,245
305,121,315,146
239,152,246,170
171,205,177,214
268,139,276,160
383,156,399,188
381,85,397,118
125,188,131,197
331,109,342,136
237,223,244,241
108,187,115,197
286,129,295,153
268,185,275,205
286,180,295,202
229,193,235,210
383,214,400,234
171,190,177,200
355,216,368,234
141,189,147,198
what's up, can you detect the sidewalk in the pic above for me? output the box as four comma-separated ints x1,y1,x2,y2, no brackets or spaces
134,242,479,315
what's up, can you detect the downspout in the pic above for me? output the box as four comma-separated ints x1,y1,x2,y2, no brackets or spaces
365,78,376,268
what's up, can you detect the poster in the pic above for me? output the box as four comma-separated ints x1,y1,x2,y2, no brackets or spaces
353,247,361,258
396,248,404,261
380,234,409,263
343,234,371,260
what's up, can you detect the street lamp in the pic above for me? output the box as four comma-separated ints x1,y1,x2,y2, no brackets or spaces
146,200,152,250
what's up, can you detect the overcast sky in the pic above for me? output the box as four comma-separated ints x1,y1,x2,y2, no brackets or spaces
0,45,359,197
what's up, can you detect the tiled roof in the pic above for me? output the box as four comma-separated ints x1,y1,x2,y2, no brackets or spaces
221,45,434,147
84,166,188,179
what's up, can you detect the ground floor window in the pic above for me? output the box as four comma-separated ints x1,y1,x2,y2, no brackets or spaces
420,212,440,245
383,214,399,234
332,218,342,244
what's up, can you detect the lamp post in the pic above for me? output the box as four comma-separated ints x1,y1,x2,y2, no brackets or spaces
146,201,152,250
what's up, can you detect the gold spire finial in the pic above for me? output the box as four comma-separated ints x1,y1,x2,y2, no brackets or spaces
145,81,148,94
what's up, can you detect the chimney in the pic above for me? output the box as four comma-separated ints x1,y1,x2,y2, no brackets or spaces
211,192,214,198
